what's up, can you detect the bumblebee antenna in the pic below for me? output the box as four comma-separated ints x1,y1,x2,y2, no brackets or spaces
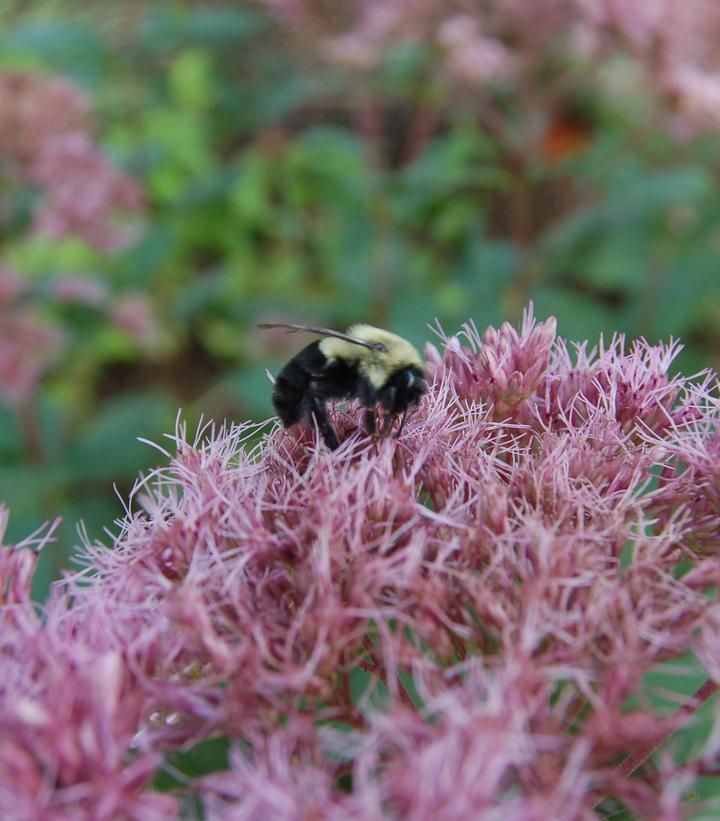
258,323,386,352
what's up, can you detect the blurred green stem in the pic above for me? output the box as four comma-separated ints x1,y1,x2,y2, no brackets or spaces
19,401,43,463
507,156,534,319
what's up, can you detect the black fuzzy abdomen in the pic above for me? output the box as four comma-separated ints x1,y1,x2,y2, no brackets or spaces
271,340,362,427
272,358,311,426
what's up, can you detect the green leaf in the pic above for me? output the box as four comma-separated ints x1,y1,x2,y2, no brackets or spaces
653,247,720,338
7,236,99,275
169,49,215,112
229,151,274,226
154,736,230,791
215,367,277,420
0,21,107,82
529,285,628,342
138,7,266,53
0,405,23,461
541,167,713,258
580,232,650,293
382,41,430,93
65,394,176,482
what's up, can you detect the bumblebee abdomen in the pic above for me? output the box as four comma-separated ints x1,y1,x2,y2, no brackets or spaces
271,354,315,426
272,373,305,426
271,340,361,428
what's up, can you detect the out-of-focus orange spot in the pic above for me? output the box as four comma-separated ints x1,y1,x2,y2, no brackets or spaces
541,117,592,162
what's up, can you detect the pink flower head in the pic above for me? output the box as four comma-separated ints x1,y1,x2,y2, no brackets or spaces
264,0,720,137
0,70,142,250
642,377,720,555
0,505,59,607
0,267,26,307
437,15,513,83
5,307,720,814
0,305,65,405
427,304,557,420
0,72,89,169
32,132,142,250
203,719,359,819
111,293,160,350
0,627,177,820
0,511,176,819
53,275,109,308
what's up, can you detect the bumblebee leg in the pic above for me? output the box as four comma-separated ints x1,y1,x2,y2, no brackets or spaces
381,386,397,438
363,407,376,436
309,396,340,450
394,409,408,439
381,412,395,437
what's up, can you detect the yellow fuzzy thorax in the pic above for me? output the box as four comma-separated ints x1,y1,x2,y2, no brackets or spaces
319,325,425,390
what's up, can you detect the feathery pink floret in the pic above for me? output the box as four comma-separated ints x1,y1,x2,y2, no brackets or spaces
0,505,62,608
427,305,557,420
4,308,720,814
642,377,720,556
203,719,362,820
0,513,176,820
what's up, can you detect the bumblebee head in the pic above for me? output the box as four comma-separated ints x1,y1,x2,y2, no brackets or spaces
378,365,427,415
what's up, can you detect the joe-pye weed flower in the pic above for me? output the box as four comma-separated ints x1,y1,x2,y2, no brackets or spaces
2,306,720,818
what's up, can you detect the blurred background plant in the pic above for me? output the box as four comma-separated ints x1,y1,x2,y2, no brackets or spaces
2,0,720,595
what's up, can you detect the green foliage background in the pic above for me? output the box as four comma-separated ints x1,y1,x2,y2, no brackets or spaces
1,0,720,601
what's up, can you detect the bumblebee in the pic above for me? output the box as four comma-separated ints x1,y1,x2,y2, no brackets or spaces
260,323,427,450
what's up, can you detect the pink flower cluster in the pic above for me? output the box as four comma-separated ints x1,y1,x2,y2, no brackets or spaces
0,267,65,406
0,507,175,820
263,0,720,136
0,267,158,405
0,71,141,249
3,308,720,817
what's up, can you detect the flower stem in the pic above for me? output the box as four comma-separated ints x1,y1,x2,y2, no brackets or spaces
592,677,719,811
618,678,719,777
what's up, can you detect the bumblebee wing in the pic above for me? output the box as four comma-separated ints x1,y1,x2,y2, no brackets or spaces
258,323,385,352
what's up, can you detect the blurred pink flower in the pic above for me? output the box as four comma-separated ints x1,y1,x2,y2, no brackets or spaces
437,15,513,83
53,274,109,307
0,266,26,307
0,266,66,405
0,71,142,249
32,132,142,250
665,66,720,134
0,72,89,168
321,2,421,69
0,269,118,406
203,719,358,819
0,632,177,820
0,304,65,406
264,0,720,136
111,292,160,350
